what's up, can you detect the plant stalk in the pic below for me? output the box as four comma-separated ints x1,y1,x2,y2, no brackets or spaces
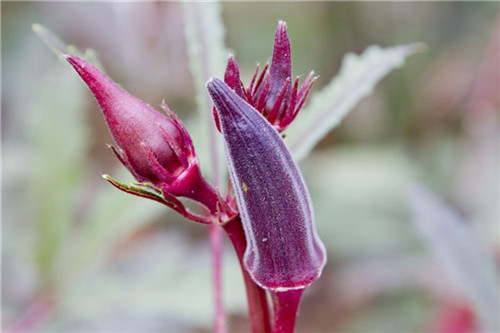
223,218,272,333
271,289,304,333
209,223,226,333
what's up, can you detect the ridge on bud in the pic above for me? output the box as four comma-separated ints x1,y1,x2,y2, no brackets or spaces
66,54,220,221
206,77,326,291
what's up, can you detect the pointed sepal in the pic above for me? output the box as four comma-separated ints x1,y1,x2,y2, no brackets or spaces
267,20,292,111
102,174,211,224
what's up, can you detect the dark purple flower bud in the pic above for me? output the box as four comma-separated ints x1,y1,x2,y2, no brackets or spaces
222,21,317,133
206,77,326,291
66,55,219,220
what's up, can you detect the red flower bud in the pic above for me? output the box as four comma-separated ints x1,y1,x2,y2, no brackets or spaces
66,55,219,221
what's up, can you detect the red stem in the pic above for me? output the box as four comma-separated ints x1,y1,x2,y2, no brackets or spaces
174,165,219,214
172,162,273,332
209,224,227,333
223,218,272,333
182,178,271,332
271,289,304,333
7,293,54,333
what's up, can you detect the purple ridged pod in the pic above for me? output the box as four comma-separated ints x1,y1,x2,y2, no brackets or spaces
206,77,326,291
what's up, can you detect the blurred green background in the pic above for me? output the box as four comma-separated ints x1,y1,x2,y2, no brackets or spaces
2,2,498,332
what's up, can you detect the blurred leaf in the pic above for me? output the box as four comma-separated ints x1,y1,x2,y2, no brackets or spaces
303,144,418,257
182,1,228,185
54,170,165,283
343,290,433,333
32,23,105,72
287,43,424,161
409,185,500,331
29,62,89,284
31,24,68,60
49,232,246,331
24,35,172,291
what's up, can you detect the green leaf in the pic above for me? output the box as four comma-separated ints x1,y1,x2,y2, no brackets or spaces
409,185,500,332
32,23,105,72
287,43,424,161
29,61,89,284
32,23,68,59
182,2,228,185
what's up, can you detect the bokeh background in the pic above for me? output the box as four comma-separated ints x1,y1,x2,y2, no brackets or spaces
2,2,498,332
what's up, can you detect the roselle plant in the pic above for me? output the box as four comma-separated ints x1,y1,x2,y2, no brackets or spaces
32,8,423,330
61,22,325,332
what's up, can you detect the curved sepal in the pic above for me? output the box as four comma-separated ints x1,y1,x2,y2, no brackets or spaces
102,174,211,224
